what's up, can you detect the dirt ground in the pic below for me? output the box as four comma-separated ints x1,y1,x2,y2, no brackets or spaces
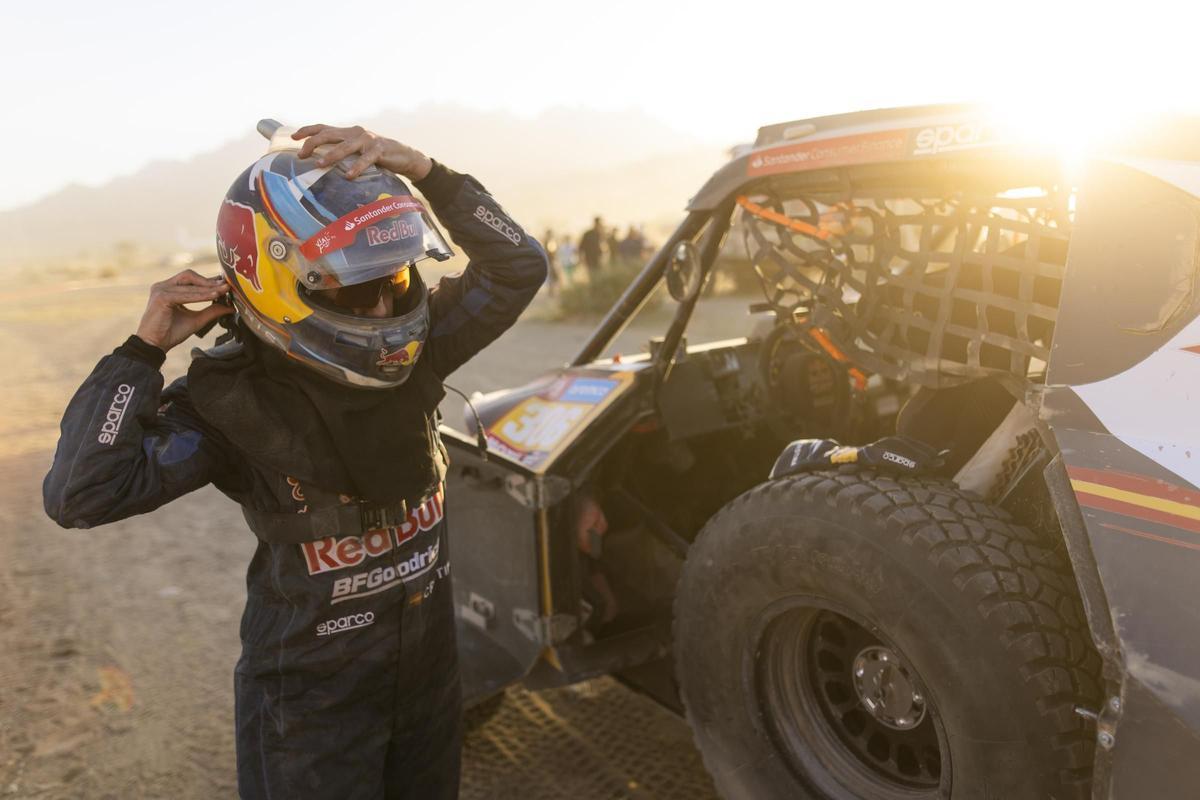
0,273,746,799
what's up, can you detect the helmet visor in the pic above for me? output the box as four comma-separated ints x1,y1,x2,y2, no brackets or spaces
317,266,413,310
272,195,452,290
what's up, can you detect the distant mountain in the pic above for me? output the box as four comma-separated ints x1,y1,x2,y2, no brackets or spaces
0,105,727,269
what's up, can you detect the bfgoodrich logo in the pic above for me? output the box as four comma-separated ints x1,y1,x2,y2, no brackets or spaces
97,383,135,445
330,542,440,604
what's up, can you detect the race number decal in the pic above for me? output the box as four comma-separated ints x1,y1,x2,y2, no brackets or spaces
495,400,587,451
481,372,635,470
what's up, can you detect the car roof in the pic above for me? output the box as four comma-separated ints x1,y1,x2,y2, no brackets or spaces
753,103,983,149
686,104,1200,210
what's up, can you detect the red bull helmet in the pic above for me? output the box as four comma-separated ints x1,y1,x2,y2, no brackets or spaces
215,145,453,388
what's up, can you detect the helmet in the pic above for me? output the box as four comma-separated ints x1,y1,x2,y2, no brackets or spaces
215,149,453,388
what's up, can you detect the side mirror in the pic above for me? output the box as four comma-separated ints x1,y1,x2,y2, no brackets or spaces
666,240,702,303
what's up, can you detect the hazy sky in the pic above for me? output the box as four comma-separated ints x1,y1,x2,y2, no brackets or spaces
4,0,1197,211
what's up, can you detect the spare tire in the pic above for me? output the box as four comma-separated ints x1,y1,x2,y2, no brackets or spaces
673,470,1101,799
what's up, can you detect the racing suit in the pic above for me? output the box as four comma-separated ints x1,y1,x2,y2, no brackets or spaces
42,164,548,800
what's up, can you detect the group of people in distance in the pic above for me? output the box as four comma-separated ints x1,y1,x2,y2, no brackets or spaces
540,216,652,295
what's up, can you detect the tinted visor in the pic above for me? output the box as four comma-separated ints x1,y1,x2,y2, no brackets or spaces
329,275,390,309
274,195,452,290
321,267,414,310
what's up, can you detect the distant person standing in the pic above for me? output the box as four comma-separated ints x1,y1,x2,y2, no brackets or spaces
618,225,645,264
606,225,622,268
580,216,605,276
542,228,564,297
557,237,578,283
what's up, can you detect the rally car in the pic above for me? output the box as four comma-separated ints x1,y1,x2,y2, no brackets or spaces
443,104,1200,798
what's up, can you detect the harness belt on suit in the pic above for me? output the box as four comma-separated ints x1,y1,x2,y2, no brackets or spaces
242,499,411,544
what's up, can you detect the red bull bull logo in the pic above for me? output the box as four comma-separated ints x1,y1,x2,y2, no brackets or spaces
377,341,422,367
216,200,261,292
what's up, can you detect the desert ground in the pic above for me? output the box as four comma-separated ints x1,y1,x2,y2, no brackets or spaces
0,265,749,799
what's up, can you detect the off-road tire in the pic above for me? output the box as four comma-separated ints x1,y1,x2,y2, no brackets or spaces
674,470,1102,799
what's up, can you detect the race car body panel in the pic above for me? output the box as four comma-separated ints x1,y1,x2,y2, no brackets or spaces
443,363,652,704
1044,158,1200,797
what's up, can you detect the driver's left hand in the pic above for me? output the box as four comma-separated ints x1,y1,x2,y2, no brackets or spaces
292,124,434,182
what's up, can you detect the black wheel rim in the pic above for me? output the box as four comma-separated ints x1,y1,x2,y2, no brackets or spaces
755,606,946,797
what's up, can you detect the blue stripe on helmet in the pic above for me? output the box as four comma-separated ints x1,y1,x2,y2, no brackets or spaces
289,161,339,222
261,171,323,239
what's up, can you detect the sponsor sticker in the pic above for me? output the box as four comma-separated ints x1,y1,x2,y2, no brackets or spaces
911,121,992,156
300,196,426,259
480,370,637,471
882,450,917,469
747,130,909,178
216,200,261,291
330,542,443,604
365,218,418,247
377,341,422,368
473,204,522,245
493,399,587,452
300,487,445,575
316,611,375,637
559,378,619,404
97,383,135,445
285,476,309,513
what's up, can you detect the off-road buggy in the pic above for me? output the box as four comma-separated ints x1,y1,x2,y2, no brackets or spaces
443,105,1200,798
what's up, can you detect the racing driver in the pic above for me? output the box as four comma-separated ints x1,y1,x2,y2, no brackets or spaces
42,123,548,799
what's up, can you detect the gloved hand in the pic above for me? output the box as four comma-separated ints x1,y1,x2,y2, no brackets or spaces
769,435,946,480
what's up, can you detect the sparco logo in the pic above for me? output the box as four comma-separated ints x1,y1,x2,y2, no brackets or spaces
315,611,375,637
913,122,989,156
97,384,135,445
473,205,521,245
882,450,917,469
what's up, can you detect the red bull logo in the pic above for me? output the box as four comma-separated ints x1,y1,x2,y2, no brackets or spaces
366,218,418,247
216,200,261,292
300,195,426,259
300,487,445,575
377,341,422,367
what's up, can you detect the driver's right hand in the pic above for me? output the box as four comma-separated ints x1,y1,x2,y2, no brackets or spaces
135,270,232,352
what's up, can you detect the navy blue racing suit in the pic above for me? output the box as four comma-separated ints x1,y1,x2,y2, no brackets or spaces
42,164,548,800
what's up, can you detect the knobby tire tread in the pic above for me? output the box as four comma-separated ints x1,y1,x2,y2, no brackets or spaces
673,469,1102,798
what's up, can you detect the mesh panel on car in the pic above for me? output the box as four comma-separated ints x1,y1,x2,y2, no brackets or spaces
740,176,1073,391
